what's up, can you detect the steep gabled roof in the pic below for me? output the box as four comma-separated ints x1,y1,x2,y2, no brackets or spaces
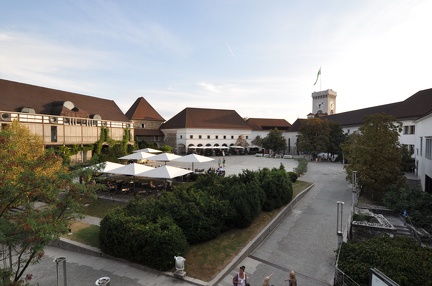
287,118,308,132
161,107,252,130
0,79,128,121
125,97,165,121
246,118,291,131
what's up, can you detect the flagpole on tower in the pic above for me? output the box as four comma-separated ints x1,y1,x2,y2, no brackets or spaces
313,67,321,90
320,67,322,91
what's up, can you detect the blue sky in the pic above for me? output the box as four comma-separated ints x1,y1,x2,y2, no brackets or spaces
1,0,431,124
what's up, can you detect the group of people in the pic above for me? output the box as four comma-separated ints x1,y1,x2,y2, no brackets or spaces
233,265,297,286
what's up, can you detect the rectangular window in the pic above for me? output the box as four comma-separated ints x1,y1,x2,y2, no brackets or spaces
190,135,193,139
51,126,57,142
199,135,202,139
223,135,226,139
207,135,210,139
231,135,234,139
409,144,414,155
404,125,415,134
420,137,423,156
215,135,218,139
180,135,182,139
426,138,432,159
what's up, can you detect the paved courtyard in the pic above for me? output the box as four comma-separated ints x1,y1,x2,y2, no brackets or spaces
25,155,353,286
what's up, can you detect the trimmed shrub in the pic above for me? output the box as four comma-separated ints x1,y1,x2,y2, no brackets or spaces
99,206,188,270
287,171,298,183
259,166,293,211
156,187,230,244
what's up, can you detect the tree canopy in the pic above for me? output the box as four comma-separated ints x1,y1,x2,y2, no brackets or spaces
341,113,405,200
296,118,331,156
0,121,95,284
261,129,287,153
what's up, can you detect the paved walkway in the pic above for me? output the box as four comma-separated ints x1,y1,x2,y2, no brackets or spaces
26,156,353,286
217,161,353,286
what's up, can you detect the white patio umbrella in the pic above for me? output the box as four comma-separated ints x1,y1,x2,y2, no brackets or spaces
133,148,163,154
146,153,182,165
85,161,124,173
108,163,155,193
137,165,193,190
108,163,154,176
172,154,214,171
119,151,155,160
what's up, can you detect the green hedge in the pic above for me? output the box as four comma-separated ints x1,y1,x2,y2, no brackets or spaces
338,235,432,286
99,167,293,270
99,208,188,270
383,187,432,233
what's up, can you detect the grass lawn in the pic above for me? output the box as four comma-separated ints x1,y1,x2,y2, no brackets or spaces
65,179,312,282
63,221,100,248
81,198,124,217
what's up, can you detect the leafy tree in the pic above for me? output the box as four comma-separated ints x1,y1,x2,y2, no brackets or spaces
327,120,347,157
0,121,95,284
262,128,287,153
251,135,263,148
341,113,405,200
296,118,330,156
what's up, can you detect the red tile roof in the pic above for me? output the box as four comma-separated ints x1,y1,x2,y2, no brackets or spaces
0,79,128,122
246,118,291,131
161,107,252,130
125,97,165,121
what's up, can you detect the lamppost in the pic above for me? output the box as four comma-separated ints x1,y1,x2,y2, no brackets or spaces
336,201,344,248
53,257,67,286
352,171,357,206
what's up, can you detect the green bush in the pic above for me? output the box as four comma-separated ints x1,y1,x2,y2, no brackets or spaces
383,187,432,233
156,187,230,243
226,180,262,228
259,166,293,211
338,235,432,286
99,207,188,270
295,158,308,175
287,171,298,183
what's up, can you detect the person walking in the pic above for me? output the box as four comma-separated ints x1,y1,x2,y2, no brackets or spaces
223,157,226,167
261,273,273,286
285,270,297,286
233,265,248,286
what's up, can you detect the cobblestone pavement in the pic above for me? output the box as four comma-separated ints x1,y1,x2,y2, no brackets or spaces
25,156,353,286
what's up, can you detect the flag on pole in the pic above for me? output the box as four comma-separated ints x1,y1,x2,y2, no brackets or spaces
313,67,321,85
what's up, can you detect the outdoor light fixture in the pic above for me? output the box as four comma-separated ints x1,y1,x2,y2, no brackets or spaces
95,277,111,285
174,256,186,278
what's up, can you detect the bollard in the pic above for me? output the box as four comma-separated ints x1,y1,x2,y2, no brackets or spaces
95,277,111,285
